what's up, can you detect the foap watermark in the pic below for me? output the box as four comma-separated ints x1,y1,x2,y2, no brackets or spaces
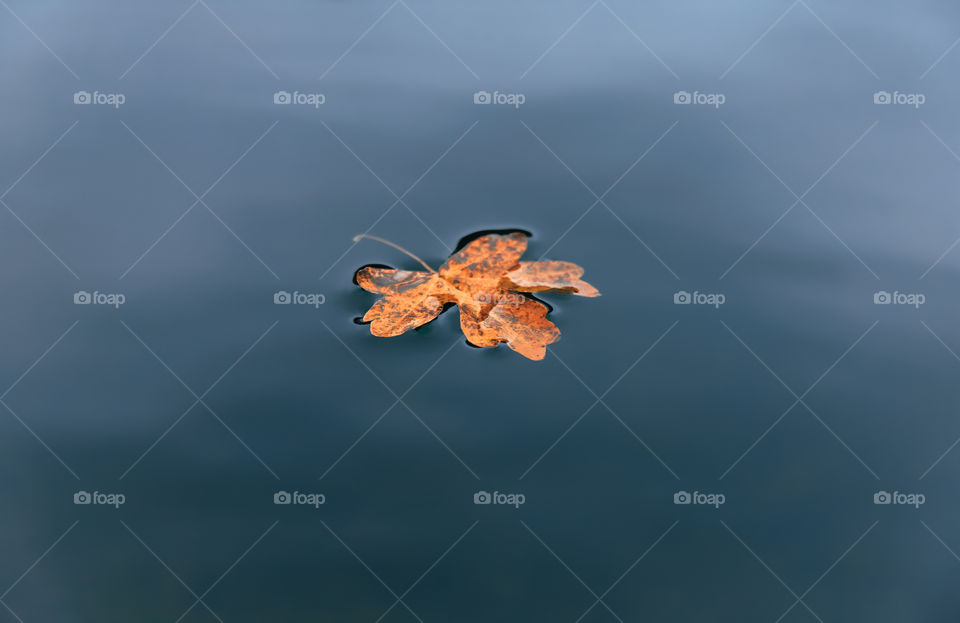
74,290,125,308
274,90,325,108
874,290,925,308
674,490,725,508
74,90,125,108
475,292,527,306
474,490,525,508
473,90,525,108
873,91,925,108
874,490,925,509
274,490,325,508
674,90,725,108
74,490,125,508
274,290,325,308
674,290,725,308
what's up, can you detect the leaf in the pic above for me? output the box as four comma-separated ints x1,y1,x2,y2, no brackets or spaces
354,232,599,361
501,260,601,297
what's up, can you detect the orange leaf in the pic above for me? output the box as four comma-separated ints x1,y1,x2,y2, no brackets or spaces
500,260,601,297
355,232,599,360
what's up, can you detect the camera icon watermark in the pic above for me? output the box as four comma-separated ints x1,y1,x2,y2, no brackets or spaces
873,290,924,308
74,290,125,308
73,90,125,108
74,490,125,508
873,90,925,108
274,290,325,308
273,490,325,508
473,90,525,108
274,90,325,108
873,490,924,508
673,90,725,108
673,490,725,508
473,490,525,508
673,290,725,308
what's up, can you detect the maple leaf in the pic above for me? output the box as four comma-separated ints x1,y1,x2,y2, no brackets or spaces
354,231,599,361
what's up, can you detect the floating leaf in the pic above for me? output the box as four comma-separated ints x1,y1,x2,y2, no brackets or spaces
354,232,599,360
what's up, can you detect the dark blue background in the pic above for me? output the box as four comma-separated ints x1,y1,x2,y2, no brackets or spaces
2,0,960,620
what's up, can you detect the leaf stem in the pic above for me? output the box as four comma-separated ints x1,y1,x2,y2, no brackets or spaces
352,234,437,273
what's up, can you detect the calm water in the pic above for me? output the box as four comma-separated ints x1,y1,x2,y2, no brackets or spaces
2,0,960,620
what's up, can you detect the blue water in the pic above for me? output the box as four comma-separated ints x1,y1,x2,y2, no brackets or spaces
3,0,960,620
